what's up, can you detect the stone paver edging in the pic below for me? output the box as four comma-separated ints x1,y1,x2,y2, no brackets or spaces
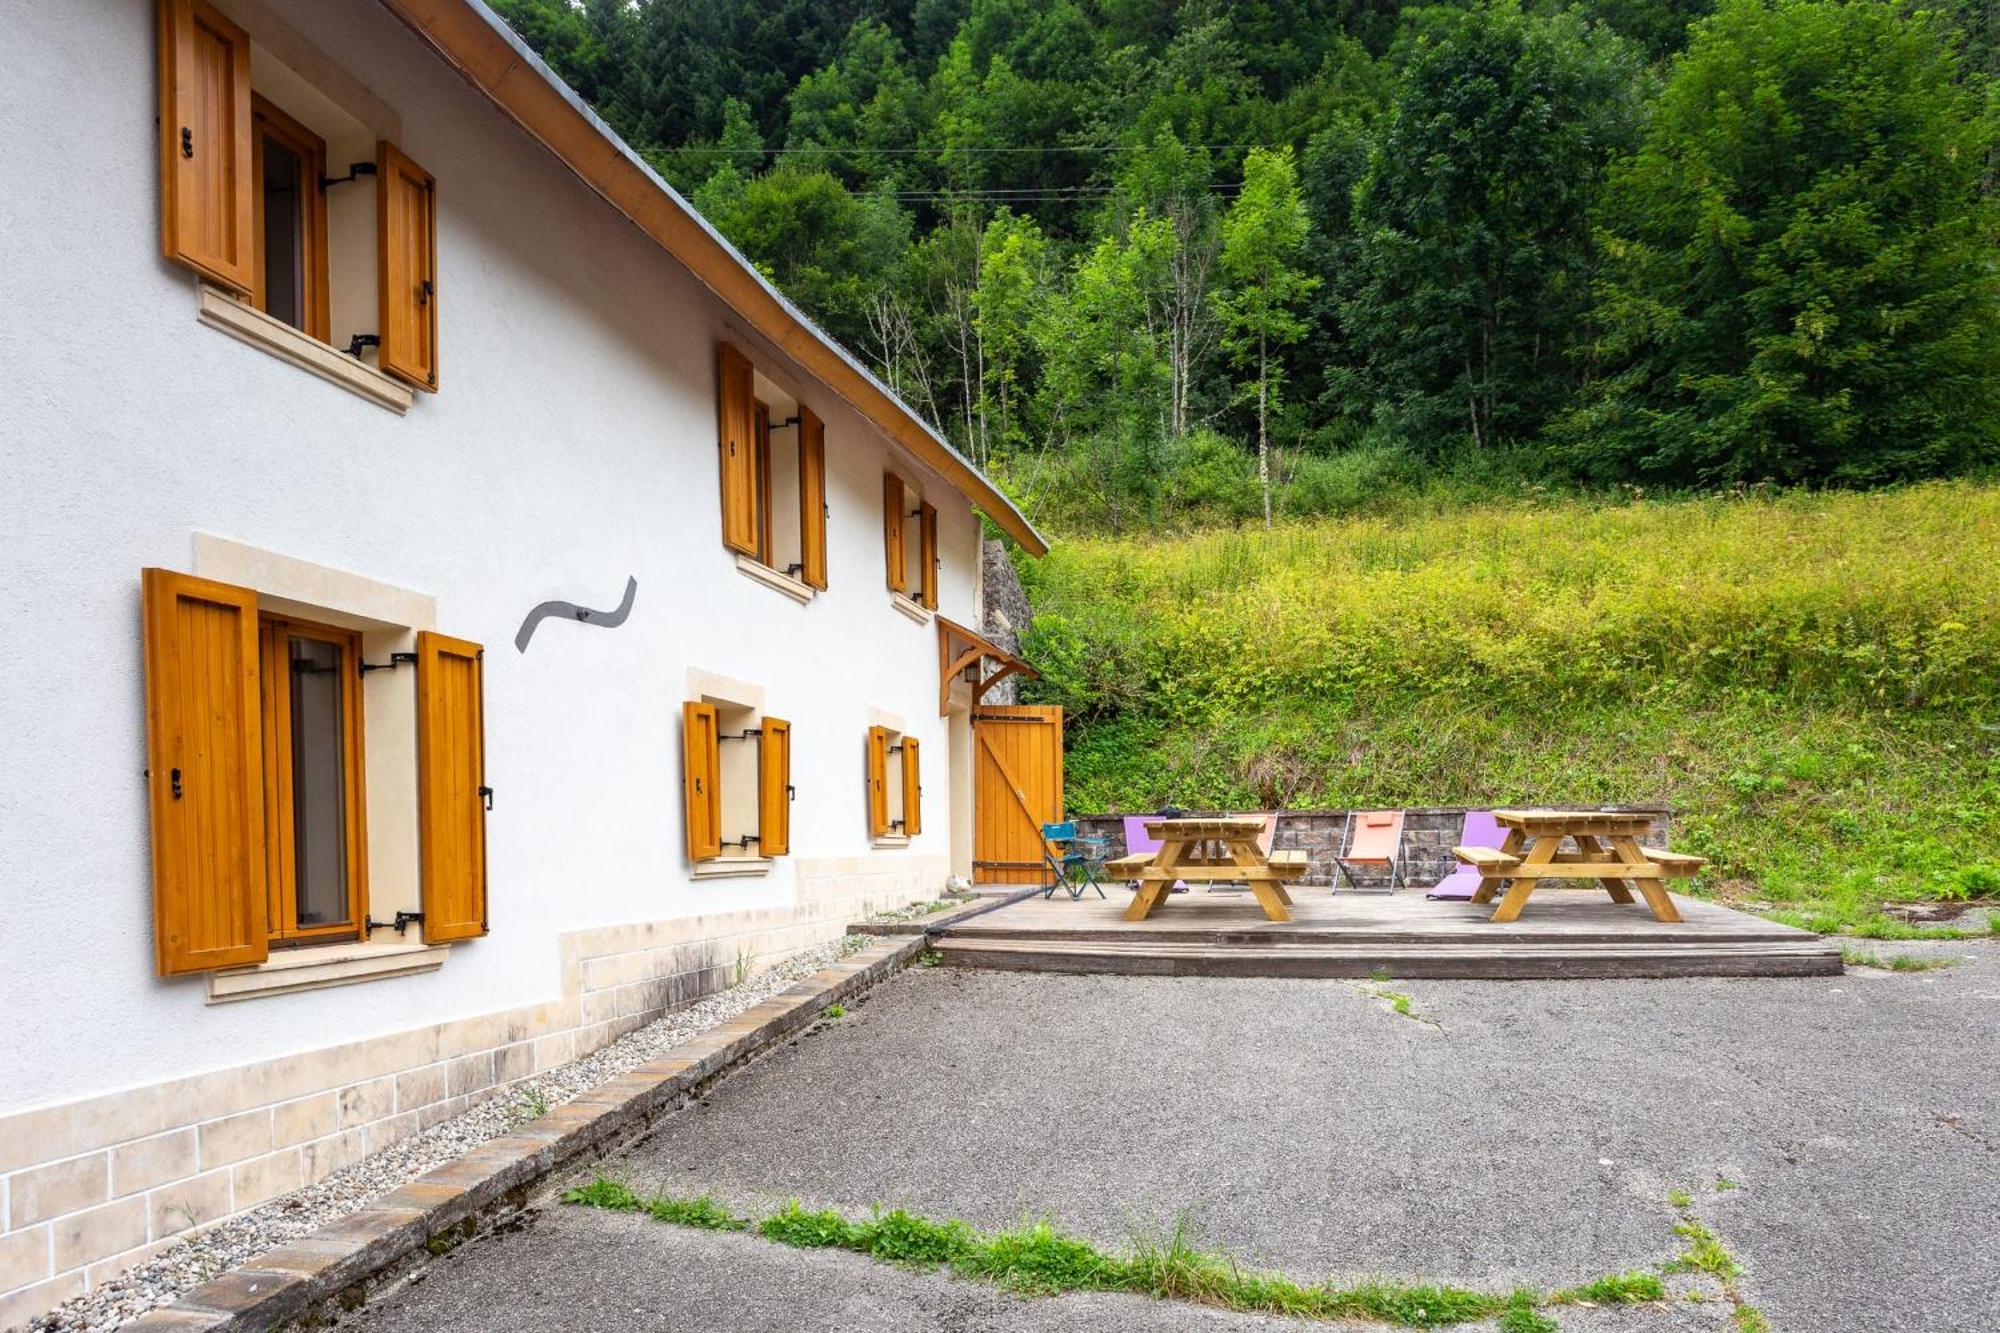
121,937,926,1332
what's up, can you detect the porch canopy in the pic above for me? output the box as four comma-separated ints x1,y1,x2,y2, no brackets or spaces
937,617,1038,715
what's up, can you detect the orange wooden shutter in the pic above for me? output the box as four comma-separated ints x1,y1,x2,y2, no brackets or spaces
883,474,906,593
918,501,939,609
142,569,268,974
759,717,792,857
683,701,721,861
798,408,827,589
866,726,890,837
377,141,439,390
417,632,488,941
901,737,922,836
754,399,774,564
716,344,760,554
157,0,255,293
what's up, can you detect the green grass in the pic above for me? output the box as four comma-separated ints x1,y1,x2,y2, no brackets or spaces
1023,482,2000,933
565,1180,1664,1327
1841,947,1957,971
1666,1218,1742,1281
1549,1270,1666,1305
824,1002,848,1018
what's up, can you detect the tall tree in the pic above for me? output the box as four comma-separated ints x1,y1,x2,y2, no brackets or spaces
1215,147,1319,524
1563,0,2000,485
1343,1,1644,451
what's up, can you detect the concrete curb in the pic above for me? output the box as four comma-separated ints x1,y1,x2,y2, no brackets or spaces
122,936,927,1332
846,893,1005,936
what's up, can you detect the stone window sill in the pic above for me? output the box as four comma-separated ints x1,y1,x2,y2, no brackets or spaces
889,593,931,624
693,856,774,879
197,286,414,414
735,555,815,605
207,938,448,1004
872,835,911,850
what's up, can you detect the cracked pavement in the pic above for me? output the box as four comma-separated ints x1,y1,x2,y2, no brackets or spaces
343,940,2000,1331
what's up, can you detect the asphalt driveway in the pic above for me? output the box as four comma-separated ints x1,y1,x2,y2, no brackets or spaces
343,941,2000,1332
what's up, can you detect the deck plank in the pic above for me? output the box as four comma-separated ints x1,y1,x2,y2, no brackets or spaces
940,888,1839,979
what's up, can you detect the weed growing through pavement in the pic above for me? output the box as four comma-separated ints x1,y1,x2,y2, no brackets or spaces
1664,1187,1766,1329
516,1085,550,1119
1549,1271,1665,1305
1840,946,1956,971
917,948,943,968
838,933,870,957
566,1179,1666,1326
824,1003,847,1019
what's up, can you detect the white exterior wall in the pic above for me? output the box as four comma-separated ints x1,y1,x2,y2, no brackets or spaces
0,2,989,1312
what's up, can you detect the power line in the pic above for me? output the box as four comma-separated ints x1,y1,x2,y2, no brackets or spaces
653,141,1281,155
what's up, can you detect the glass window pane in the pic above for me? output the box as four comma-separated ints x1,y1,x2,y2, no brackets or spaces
261,134,304,331
288,636,349,927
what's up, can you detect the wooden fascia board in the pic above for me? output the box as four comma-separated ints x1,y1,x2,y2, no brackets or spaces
374,0,1048,556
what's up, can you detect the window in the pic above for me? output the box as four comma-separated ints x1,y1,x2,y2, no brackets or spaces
258,617,366,945
140,568,487,975
882,474,938,611
251,95,329,342
682,697,792,868
157,0,439,391
865,725,922,841
716,341,827,591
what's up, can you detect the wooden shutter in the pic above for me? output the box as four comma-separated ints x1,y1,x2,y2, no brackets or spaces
683,701,721,861
417,633,488,941
901,737,922,837
157,0,255,293
866,726,890,838
716,344,760,554
142,569,268,974
377,141,439,390
759,717,791,857
798,408,827,589
918,501,939,610
754,400,774,564
883,474,906,593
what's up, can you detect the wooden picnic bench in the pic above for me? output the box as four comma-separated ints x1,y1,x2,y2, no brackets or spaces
1110,817,1308,923
1453,809,1707,924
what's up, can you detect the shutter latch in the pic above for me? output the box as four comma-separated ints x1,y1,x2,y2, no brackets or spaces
479,785,494,811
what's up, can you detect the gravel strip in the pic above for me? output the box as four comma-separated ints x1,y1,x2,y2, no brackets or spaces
29,938,868,1333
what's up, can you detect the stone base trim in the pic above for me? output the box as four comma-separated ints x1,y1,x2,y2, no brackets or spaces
118,936,926,1332
0,863,945,1329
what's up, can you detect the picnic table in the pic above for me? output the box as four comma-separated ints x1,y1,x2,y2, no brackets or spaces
1455,809,1705,924
1103,817,1308,923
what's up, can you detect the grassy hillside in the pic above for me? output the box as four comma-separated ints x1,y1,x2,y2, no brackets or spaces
1017,482,2000,935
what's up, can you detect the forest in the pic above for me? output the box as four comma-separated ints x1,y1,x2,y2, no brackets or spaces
493,0,2000,532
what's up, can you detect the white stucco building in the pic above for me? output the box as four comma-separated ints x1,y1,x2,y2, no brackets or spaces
0,1,1046,1321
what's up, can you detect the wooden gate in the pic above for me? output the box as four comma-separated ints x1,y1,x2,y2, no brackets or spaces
973,705,1064,885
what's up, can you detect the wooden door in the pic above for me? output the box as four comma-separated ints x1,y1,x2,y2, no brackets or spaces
973,705,1063,885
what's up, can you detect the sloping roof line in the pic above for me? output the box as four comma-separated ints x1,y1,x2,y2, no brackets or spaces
376,0,1049,557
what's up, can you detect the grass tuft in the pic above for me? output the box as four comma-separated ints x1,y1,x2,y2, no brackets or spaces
1733,1305,1773,1332
561,1176,640,1211
1667,1218,1742,1280
646,1194,750,1231
1551,1270,1666,1305
957,1218,1127,1294
757,1200,860,1249
853,1207,977,1267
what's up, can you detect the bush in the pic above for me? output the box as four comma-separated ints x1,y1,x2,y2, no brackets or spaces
1280,442,1421,517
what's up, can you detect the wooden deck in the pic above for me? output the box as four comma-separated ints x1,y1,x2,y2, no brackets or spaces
937,887,1841,979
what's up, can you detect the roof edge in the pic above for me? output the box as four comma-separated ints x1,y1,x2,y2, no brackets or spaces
374,0,1049,557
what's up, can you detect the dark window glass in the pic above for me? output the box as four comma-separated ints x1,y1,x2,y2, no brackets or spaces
261,134,305,331
288,636,349,927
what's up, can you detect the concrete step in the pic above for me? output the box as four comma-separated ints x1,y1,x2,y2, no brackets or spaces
935,936,1844,980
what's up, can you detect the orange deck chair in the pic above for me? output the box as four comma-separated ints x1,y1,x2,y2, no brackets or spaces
1331,809,1407,892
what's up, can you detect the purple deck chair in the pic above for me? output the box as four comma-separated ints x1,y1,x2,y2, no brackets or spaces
1426,810,1507,900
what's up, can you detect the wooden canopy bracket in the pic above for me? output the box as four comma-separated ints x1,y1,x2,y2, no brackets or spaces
936,616,1038,715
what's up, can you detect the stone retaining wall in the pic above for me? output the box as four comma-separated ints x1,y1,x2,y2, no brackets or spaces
1071,808,1673,890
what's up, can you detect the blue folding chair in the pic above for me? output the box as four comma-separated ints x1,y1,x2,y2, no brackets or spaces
1041,822,1107,900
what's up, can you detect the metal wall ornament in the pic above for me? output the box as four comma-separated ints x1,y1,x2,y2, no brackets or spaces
514,576,638,653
